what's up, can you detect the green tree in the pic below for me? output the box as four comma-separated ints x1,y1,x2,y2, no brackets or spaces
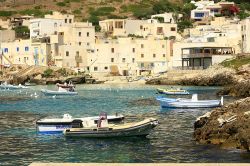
13,26,30,39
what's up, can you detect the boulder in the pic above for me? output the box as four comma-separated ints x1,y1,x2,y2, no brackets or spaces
194,97,250,151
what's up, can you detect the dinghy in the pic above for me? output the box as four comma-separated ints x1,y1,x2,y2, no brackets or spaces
36,113,125,133
156,94,223,108
63,113,158,138
156,88,189,95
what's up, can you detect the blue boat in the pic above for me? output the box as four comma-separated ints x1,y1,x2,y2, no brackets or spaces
156,94,223,108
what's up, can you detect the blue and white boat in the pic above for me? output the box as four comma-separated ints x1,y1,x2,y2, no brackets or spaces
36,113,125,133
156,94,223,108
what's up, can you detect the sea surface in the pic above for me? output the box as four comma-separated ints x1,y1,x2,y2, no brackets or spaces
0,84,249,165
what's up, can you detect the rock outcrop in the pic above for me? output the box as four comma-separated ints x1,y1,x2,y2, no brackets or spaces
146,65,236,86
194,97,250,151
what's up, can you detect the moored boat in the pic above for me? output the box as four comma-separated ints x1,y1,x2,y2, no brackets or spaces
63,113,158,138
41,82,77,96
41,88,78,95
36,113,125,133
156,94,223,108
156,88,189,95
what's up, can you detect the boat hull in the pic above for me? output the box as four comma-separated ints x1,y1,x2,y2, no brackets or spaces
41,89,78,95
156,88,189,95
64,119,158,138
36,115,125,133
156,97,221,108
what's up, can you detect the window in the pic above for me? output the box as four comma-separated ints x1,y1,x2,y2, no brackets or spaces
87,32,89,37
19,58,20,62
76,51,79,56
25,47,29,51
162,45,165,48
66,51,69,56
157,27,163,34
94,67,98,71
141,63,144,67
151,63,154,67
163,54,166,57
104,66,108,70
195,12,205,18
153,54,156,58
4,48,8,53
65,19,67,23
111,48,114,53
122,58,126,63
79,32,81,37
79,42,81,46
87,67,90,71
69,19,72,23
171,27,176,31
132,48,135,53
141,54,144,58
111,58,114,62
141,44,144,48
87,43,90,46
132,58,135,63
16,47,19,52
140,25,143,30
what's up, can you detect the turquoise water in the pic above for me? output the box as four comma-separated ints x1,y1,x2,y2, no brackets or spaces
0,84,249,165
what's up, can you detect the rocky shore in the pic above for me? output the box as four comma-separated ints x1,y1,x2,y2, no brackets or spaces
146,65,236,86
194,97,250,151
0,65,101,85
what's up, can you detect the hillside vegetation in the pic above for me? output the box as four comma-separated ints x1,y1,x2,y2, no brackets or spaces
0,0,249,31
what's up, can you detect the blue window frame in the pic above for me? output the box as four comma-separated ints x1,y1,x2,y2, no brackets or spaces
16,47,19,52
25,47,29,51
195,12,205,18
4,48,8,53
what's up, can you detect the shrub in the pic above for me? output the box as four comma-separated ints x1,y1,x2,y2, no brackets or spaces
43,69,54,78
13,26,30,39
56,2,66,6
90,7,115,16
0,11,16,17
19,9,52,17
73,9,81,15
177,20,193,32
88,15,101,31
57,68,68,76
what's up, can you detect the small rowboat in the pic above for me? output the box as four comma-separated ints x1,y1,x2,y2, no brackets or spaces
156,94,223,108
63,117,158,138
156,88,189,95
36,113,125,133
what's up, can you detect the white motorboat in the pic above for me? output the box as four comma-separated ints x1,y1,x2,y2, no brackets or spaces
0,82,28,90
63,113,158,138
156,94,223,108
41,87,78,95
36,113,125,133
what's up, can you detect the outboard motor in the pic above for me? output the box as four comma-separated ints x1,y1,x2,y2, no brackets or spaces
71,119,83,128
